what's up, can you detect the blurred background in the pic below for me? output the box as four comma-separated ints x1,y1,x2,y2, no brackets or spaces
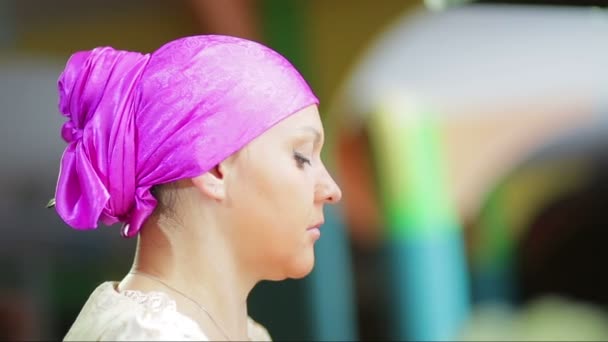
2,0,608,340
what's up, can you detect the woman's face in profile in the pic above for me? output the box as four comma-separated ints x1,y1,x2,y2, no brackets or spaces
223,105,342,280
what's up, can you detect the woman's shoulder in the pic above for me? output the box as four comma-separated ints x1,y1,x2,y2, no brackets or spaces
247,317,272,341
63,282,207,341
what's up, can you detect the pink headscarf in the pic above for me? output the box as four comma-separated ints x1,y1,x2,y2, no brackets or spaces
54,35,318,237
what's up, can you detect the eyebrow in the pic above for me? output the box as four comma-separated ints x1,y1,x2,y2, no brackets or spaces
300,126,323,145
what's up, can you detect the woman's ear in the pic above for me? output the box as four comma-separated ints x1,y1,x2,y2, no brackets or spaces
192,163,227,201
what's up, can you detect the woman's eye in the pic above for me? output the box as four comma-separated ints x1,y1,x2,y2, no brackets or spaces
294,153,311,168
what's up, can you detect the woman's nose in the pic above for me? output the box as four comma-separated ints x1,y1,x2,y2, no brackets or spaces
316,167,342,204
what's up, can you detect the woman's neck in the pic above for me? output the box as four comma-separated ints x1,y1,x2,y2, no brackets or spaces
120,217,257,340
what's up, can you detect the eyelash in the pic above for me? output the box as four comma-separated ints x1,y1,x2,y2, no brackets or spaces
294,152,311,168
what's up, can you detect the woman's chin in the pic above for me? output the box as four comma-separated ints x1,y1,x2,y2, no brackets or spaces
263,250,316,281
287,252,315,279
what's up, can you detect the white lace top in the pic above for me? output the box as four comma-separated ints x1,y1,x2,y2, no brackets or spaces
63,282,272,341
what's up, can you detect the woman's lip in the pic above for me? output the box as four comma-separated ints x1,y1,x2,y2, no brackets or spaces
307,221,324,230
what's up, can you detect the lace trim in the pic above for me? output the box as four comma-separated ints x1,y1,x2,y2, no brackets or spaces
120,289,178,313
113,285,270,341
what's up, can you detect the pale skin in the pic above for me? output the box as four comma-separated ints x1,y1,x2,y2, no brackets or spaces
117,105,342,341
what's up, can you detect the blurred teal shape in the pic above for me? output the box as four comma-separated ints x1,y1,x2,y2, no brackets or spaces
385,231,470,340
307,205,358,341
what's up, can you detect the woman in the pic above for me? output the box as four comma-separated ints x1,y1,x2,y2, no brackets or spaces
53,35,342,341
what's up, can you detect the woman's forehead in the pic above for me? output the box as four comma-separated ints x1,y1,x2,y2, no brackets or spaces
243,105,323,149
277,105,322,130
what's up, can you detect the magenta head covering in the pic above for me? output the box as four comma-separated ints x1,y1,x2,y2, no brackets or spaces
54,35,318,237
